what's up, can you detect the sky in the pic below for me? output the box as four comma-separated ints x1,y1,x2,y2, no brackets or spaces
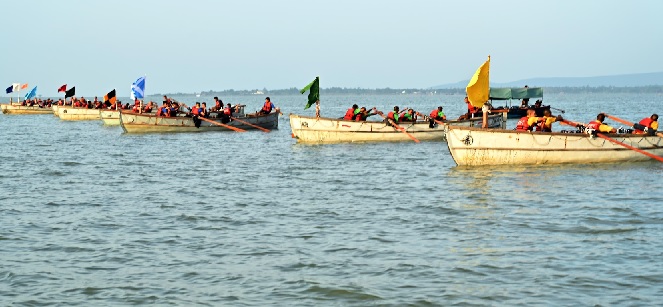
2,0,662,96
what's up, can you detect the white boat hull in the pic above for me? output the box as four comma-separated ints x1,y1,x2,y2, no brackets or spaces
289,113,503,143
120,112,279,133
100,110,121,125
446,126,663,166
1,104,53,115
56,106,101,120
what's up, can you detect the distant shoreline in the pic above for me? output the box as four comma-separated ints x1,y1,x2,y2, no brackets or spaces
156,85,663,97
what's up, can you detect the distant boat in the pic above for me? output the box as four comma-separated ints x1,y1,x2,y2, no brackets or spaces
195,93,201,97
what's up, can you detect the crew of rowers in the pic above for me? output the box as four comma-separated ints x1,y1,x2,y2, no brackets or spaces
515,110,659,135
56,96,129,110
18,98,55,108
515,109,564,132
343,104,447,124
583,113,658,135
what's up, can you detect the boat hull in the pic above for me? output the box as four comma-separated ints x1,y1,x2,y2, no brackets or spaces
100,110,121,125
120,112,279,133
56,106,101,120
1,104,53,115
446,126,663,166
289,113,504,143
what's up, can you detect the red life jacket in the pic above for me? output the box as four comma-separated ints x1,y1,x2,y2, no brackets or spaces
343,108,355,120
586,120,601,130
430,110,438,118
191,107,200,115
261,102,272,113
355,112,365,121
640,118,654,129
515,116,530,131
387,111,399,121
223,107,231,115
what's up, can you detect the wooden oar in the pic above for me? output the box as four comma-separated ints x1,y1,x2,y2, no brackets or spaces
376,111,420,143
230,116,270,132
560,120,663,163
198,116,246,132
604,113,663,138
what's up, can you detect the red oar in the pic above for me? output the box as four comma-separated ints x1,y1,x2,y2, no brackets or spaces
604,113,663,138
560,120,663,163
199,116,246,132
230,116,270,132
376,110,420,143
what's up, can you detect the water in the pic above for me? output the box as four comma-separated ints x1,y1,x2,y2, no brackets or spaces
1,93,663,305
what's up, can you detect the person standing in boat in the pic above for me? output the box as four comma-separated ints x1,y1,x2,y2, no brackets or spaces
633,114,658,134
586,113,616,133
259,97,276,115
343,104,359,120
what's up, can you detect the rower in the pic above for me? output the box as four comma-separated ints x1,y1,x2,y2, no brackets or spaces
343,104,358,120
586,113,616,133
633,114,658,135
401,109,418,122
259,97,276,115
536,109,563,132
515,109,543,131
387,106,404,123
355,107,377,121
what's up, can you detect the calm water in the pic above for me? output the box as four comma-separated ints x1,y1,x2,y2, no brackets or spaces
1,93,663,306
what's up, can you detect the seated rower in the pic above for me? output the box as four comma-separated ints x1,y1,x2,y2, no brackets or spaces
143,101,155,113
586,113,616,133
343,104,359,120
189,102,202,116
387,106,405,123
430,106,446,121
633,114,658,135
259,97,276,115
200,102,209,118
211,97,223,113
355,107,377,121
132,99,142,113
401,109,418,122
535,109,563,132
516,109,544,131
169,102,179,116
156,102,170,117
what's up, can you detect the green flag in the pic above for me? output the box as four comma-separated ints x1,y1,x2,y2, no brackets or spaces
300,76,319,110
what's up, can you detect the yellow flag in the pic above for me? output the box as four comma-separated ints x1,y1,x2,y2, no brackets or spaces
466,56,490,108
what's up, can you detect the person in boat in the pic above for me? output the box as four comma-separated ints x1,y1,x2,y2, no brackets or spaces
586,113,616,133
633,114,658,135
401,109,419,122
515,109,544,131
259,97,276,115
156,102,170,117
142,101,155,113
200,102,209,118
536,109,563,132
534,100,542,108
343,104,359,120
211,97,223,113
131,99,142,113
169,102,180,116
189,102,202,116
430,106,446,121
458,96,479,120
163,95,171,105
387,106,406,123
355,107,377,121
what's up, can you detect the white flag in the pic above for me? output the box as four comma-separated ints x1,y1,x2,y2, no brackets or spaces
12,83,20,92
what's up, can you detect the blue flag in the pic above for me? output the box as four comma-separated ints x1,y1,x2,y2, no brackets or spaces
5,85,12,94
131,76,146,100
24,86,37,100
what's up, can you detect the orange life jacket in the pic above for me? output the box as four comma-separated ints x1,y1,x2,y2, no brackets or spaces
515,116,531,131
223,107,231,115
191,107,200,115
261,101,272,113
355,112,366,121
387,111,399,121
430,110,438,118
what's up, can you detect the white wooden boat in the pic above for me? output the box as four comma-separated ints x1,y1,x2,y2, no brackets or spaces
100,110,122,125
289,113,504,143
56,106,101,120
120,111,278,133
445,126,663,166
1,103,53,115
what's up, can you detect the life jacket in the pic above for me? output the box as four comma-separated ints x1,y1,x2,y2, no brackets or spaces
586,120,601,130
191,107,200,115
261,101,272,113
387,111,399,122
343,108,355,120
467,103,478,114
640,118,654,129
223,107,231,115
355,112,366,121
430,110,438,118
515,116,531,131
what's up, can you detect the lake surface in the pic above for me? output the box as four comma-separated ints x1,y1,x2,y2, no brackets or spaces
1,93,663,306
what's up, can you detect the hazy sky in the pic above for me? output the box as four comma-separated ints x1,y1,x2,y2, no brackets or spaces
2,0,662,96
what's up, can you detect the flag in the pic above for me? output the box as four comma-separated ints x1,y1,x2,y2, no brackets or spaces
21,83,28,90
12,83,20,92
300,76,319,110
6,85,13,94
130,76,146,100
57,84,67,92
104,89,116,104
466,56,490,108
65,86,76,98
24,86,37,100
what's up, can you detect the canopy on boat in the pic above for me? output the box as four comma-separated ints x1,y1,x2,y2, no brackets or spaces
489,87,543,100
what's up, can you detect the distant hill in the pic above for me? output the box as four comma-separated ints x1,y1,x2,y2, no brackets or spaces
432,72,663,89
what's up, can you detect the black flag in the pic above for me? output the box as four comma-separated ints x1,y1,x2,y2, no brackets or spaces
65,86,76,98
